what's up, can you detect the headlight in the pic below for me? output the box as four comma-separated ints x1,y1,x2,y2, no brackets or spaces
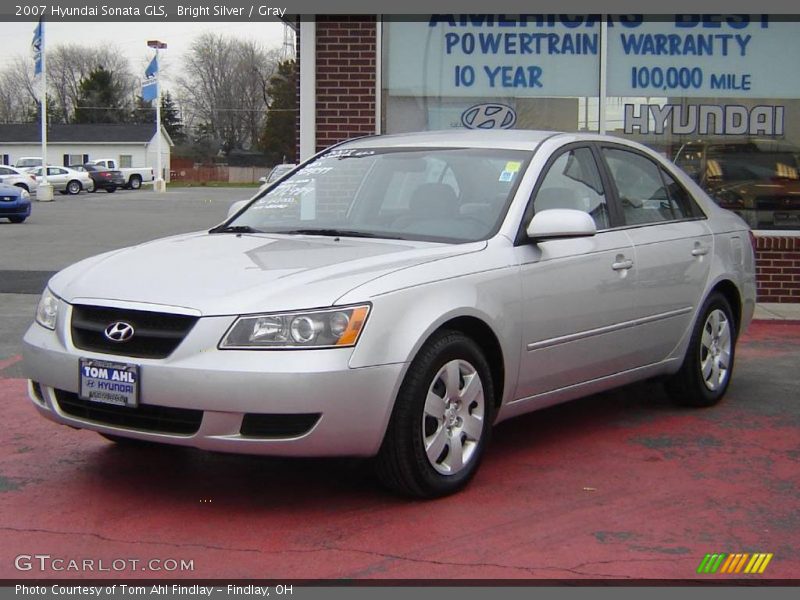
35,288,60,330
220,304,370,349
20,189,30,200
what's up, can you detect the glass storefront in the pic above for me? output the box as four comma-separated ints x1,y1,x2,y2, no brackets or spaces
381,15,800,230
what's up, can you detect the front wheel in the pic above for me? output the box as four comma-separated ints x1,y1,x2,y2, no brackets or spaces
66,180,81,195
106,186,116,193
375,330,494,498
665,292,736,407
8,216,26,223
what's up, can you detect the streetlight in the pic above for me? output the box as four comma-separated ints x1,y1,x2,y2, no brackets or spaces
147,40,167,193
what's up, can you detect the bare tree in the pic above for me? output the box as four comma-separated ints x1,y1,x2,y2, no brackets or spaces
176,32,281,152
47,44,136,121
0,57,38,123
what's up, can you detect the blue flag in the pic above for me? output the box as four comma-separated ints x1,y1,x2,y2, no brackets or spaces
31,19,43,76
141,55,158,102
145,55,158,78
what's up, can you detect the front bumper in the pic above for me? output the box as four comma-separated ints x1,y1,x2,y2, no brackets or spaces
0,201,31,218
22,311,405,457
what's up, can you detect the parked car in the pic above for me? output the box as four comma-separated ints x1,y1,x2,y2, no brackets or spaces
0,183,31,223
14,157,42,171
674,138,800,229
259,163,297,185
0,165,39,194
85,159,154,190
23,130,756,498
29,166,93,195
71,164,126,193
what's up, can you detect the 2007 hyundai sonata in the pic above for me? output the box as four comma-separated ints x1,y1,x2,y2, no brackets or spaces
23,130,756,497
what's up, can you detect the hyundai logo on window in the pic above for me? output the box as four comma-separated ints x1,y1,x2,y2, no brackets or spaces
461,103,517,130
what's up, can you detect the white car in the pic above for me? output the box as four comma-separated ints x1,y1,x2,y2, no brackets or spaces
30,166,94,195
23,130,756,498
0,165,39,194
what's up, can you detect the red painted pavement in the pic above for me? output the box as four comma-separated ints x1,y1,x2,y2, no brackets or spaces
0,321,798,581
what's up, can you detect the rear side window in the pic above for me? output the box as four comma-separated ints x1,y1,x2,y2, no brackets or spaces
659,168,703,219
533,147,609,229
603,148,680,226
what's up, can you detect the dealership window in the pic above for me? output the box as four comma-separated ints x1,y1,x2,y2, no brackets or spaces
381,16,602,135
603,16,800,231
381,15,800,230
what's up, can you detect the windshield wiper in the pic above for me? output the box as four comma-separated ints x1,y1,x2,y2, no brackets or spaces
208,224,264,234
279,228,404,240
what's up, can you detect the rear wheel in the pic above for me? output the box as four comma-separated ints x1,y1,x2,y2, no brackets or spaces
66,180,81,195
665,292,736,407
375,330,494,498
106,185,117,193
129,175,142,190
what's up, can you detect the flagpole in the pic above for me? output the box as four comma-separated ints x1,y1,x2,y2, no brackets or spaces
147,40,167,193
155,46,164,193
38,19,53,202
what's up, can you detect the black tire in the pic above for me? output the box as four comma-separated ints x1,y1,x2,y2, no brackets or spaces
8,216,26,223
14,183,29,192
106,186,116,193
129,175,142,190
665,292,737,407
375,330,495,498
66,180,81,195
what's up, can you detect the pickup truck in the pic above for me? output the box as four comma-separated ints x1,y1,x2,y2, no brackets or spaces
86,159,155,190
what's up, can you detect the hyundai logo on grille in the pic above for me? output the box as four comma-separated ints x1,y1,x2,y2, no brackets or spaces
104,321,135,343
461,103,517,130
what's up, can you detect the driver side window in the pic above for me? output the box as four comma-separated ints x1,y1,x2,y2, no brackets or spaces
533,147,609,230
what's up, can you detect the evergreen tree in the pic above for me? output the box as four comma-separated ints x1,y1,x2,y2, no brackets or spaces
160,91,185,143
73,66,128,123
258,60,297,165
131,91,184,143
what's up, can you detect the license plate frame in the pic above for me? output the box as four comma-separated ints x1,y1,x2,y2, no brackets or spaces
79,358,140,408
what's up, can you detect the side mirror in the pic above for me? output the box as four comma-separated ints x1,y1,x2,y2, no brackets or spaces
227,199,248,219
526,209,597,241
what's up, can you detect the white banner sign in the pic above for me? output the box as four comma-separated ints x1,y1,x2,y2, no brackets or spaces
607,15,800,98
385,15,601,98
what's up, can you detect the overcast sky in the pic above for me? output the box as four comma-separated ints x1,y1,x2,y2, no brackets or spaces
0,21,290,88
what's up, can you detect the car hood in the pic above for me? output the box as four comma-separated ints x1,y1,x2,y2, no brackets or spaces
50,231,486,315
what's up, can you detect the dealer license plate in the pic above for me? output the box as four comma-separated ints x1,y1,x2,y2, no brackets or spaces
79,358,139,407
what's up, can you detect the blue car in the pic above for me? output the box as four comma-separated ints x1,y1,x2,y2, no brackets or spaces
0,183,31,223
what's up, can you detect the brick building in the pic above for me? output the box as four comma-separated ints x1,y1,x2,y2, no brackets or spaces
296,15,800,302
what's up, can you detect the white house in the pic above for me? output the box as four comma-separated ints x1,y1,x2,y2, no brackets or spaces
0,123,173,181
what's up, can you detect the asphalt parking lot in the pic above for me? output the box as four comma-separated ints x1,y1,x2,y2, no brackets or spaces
0,190,798,580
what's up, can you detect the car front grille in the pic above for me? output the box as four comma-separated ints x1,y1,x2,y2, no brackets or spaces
240,413,321,438
71,305,198,359
54,389,202,435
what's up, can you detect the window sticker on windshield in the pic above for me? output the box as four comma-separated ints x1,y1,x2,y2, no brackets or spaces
498,170,515,182
504,161,522,173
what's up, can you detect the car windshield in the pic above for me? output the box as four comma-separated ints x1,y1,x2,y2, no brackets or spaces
228,147,531,243
16,159,40,168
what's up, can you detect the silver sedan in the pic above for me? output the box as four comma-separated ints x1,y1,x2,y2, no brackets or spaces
23,130,756,497
30,166,93,195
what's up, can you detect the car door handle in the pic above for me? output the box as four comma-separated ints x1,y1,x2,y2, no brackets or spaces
611,258,633,271
691,245,710,256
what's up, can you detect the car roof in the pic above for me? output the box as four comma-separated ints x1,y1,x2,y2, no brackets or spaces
339,130,670,154
341,129,565,151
